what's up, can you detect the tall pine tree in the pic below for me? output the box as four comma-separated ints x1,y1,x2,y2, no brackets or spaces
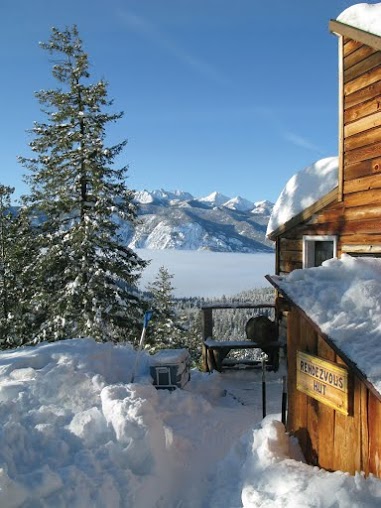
19,26,147,343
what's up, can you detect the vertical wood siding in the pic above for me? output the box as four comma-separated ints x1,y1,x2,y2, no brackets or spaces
342,36,381,252
287,307,381,476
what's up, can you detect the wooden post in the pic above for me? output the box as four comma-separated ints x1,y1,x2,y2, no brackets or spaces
281,376,287,425
201,308,213,372
262,355,267,418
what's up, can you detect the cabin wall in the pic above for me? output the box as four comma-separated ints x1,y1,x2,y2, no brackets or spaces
340,36,381,254
275,200,344,275
287,306,381,476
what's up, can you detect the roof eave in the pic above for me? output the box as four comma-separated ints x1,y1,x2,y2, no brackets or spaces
330,19,381,51
267,186,338,241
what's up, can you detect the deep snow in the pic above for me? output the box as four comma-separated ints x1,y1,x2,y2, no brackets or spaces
0,338,381,507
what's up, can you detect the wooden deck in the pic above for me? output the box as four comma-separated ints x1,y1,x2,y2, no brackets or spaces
201,303,282,372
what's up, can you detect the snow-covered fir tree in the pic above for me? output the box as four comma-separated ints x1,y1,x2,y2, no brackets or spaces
146,266,184,351
19,26,147,343
0,186,37,347
0,185,18,344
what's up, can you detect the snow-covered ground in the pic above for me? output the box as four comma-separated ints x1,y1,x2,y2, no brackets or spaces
137,249,275,297
1,338,381,507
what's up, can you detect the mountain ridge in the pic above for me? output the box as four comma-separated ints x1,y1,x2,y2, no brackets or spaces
119,189,275,253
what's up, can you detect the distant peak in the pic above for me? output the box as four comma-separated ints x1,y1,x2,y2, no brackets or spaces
198,191,230,206
133,189,274,215
134,189,194,204
223,196,254,212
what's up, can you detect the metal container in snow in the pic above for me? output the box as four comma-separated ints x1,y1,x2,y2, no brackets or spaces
150,348,191,390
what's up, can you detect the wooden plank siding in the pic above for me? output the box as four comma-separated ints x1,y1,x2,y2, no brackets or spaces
343,39,381,177
340,36,381,254
286,308,380,476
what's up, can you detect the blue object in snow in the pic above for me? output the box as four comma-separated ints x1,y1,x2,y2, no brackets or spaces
144,310,153,328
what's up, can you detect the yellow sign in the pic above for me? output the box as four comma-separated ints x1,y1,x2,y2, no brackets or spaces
296,351,349,415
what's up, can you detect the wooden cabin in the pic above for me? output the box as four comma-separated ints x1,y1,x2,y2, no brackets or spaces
267,273,381,477
268,16,381,273
265,8,381,477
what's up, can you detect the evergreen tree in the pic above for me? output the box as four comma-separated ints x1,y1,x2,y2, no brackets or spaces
19,26,147,343
0,187,36,347
146,266,184,351
0,185,17,345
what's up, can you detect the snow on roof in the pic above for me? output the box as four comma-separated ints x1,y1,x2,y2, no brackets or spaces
337,2,381,37
266,156,338,237
271,254,381,395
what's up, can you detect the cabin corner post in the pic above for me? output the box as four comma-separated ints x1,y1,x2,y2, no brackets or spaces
338,34,344,202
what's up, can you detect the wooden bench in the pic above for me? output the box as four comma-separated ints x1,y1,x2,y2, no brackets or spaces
203,338,282,372
201,303,282,373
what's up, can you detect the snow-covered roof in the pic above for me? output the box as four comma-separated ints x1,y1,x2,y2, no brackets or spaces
266,156,338,238
337,3,381,37
269,255,381,396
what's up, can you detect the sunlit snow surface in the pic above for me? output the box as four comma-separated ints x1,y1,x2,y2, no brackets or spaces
0,338,381,507
266,156,338,237
272,255,381,396
337,2,381,36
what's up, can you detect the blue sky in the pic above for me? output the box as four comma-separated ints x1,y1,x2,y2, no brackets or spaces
1,0,357,204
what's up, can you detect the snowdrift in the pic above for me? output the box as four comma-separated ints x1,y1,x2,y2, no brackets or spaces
0,338,380,507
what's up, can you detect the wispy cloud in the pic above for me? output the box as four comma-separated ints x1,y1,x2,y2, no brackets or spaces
255,107,325,155
117,10,230,86
283,131,324,154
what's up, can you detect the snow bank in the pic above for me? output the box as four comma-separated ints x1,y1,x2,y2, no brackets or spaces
337,3,381,37
266,157,338,237
0,339,255,507
0,337,381,506
0,339,151,507
272,255,381,395
212,417,381,507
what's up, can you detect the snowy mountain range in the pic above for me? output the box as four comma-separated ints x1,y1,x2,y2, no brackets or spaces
118,190,274,253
